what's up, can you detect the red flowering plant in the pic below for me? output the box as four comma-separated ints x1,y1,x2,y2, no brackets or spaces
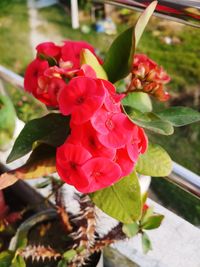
1,1,200,266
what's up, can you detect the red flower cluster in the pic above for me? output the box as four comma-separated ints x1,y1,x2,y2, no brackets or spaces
130,54,170,101
24,41,148,193
24,41,100,106
56,76,148,193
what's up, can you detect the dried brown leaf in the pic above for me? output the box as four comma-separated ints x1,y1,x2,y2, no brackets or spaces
0,145,56,190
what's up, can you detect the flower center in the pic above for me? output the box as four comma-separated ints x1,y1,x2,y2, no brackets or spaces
69,161,77,170
76,96,85,105
105,119,114,131
92,171,103,180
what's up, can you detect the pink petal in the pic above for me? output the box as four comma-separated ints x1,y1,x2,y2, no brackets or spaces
70,122,116,159
127,143,139,162
97,113,134,149
24,59,49,93
56,143,92,189
58,77,105,124
72,96,104,124
91,107,110,135
115,148,136,177
81,157,122,193
101,80,123,113
63,143,92,164
78,64,97,78
138,128,148,154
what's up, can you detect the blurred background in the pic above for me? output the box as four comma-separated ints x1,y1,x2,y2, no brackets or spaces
0,0,200,225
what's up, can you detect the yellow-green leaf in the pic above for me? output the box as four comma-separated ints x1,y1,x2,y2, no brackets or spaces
134,1,158,48
136,143,172,177
142,232,152,254
90,172,142,224
80,49,108,80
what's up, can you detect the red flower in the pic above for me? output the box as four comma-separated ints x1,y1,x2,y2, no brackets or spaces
69,122,116,159
127,126,148,160
36,42,61,61
77,64,97,79
58,77,105,124
114,147,135,177
37,76,67,106
130,54,170,102
91,108,133,149
61,40,99,71
24,40,103,107
81,157,122,193
56,143,92,189
24,58,49,93
143,203,149,212
102,80,124,113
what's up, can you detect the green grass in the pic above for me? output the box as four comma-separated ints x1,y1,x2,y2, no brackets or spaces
0,0,32,75
38,4,121,57
0,0,45,121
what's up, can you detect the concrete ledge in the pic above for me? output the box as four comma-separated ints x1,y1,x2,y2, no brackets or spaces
114,198,200,267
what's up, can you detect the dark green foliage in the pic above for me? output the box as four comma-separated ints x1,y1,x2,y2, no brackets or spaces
151,178,200,225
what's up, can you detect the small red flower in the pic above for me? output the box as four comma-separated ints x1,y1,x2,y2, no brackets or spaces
114,147,135,177
143,203,149,212
61,40,100,71
69,122,116,159
130,54,170,102
58,76,105,124
37,76,67,106
36,42,61,61
77,64,97,79
81,157,122,193
24,58,49,93
102,80,124,113
91,108,133,149
56,143,92,189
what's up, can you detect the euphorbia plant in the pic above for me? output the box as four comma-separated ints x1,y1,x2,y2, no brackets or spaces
1,1,200,266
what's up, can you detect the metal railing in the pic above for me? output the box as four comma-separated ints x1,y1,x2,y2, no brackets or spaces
0,66,200,199
96,0,200,28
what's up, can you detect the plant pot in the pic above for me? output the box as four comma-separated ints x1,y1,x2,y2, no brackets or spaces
9,209,103,267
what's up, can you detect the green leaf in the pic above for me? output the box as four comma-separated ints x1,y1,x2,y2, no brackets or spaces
133,1,157,48
36,179,51,189
142,214,164,230
11,255,26,267
142,232,152,254
80,49,108,80
103,1,157,83
38,53,57,66
103,27,133,83
156,106,200,127
136,143,172,177
0,251,14,267
141,206,154,224
7,113,70,163
122,92,152,113
122,222,139,238
58,259,68,267
90,172,142,224
125,107,174,135
63,249,77,262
